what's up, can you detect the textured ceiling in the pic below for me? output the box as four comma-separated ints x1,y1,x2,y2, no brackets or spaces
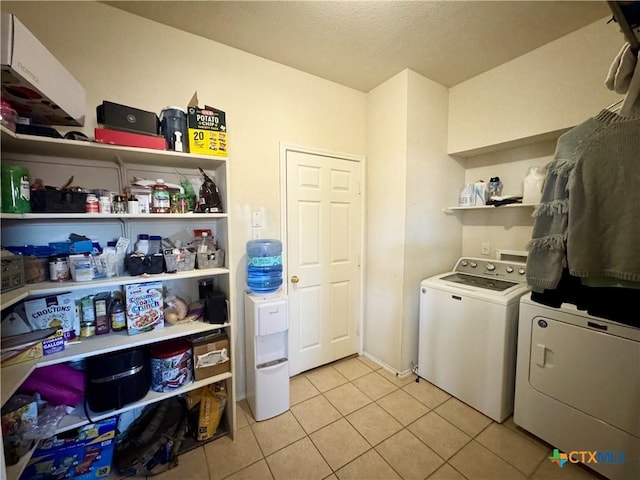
104,1,613,92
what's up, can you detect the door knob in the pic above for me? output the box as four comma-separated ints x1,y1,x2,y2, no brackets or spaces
290,275,299,284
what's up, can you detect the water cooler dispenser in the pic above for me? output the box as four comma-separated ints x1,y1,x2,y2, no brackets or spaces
245,293,290,421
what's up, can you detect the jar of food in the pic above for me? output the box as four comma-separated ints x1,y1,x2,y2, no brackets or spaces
49,257,70,282
112,195,127,214
151,179,170,213
99,196,111,213
85,194,99,213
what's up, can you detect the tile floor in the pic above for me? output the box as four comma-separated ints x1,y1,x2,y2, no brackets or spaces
151,355,606,480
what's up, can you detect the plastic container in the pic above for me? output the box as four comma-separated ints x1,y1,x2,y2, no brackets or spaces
99,196,111,213
151,179,170,213
522,167,545,204
488,177,503,199
135,234,150,255
112,195,127,214
149,339,193,392
459,183,474,207
1,164,31,213
159,107,187,152
149,235,162,255
246,239,283,294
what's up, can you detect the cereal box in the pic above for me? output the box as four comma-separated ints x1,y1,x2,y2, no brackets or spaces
23,293,77,341
125,281,164,335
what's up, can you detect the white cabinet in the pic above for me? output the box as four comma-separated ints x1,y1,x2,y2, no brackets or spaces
0,126,235,479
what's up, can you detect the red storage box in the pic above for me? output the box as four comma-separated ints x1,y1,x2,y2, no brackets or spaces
94,128,165,150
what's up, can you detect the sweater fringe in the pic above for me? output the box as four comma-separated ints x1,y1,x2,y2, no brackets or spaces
546,157,577,176
533,199,568,217
527,233,566,252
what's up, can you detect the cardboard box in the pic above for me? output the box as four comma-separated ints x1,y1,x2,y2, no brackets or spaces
24,292,77,341
186,105,228,157
0,12,85,126
125,281,164,335
96,100,160,136
95,128,166,150
190,332,230,381
1,328,64,367
21,417,117,480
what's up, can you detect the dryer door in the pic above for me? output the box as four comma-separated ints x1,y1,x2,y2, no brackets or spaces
529,316,639,437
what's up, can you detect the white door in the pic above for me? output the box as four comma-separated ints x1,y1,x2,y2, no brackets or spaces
283,147,363,376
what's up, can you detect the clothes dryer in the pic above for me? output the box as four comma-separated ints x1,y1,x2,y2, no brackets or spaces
514,294,639,480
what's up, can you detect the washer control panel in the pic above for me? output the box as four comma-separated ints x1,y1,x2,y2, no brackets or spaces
455,257,527,282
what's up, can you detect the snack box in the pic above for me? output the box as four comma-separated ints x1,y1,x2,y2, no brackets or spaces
1,328,64,368
1,12,85,126
125,281,164,335
23,292,77,341
21,417,117,480
186,105,227,157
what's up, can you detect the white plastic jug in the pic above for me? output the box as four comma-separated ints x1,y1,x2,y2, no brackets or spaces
459,184,475,206
522,167,545,204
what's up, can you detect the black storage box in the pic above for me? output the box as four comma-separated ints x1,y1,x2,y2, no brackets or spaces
30,188,88,213
203,290,227,324
126,253,164,276
97,100,160,136
86,348,151,412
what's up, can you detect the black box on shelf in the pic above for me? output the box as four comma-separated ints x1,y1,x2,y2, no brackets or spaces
96,100,160,136
30,188,87,213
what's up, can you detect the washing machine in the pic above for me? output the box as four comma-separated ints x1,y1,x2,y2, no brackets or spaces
514,294,639,480
418,257,530,422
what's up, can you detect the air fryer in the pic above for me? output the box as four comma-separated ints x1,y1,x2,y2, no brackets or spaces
86,348,151,412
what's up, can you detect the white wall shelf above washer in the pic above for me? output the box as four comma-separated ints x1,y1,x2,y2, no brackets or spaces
443,203,539,213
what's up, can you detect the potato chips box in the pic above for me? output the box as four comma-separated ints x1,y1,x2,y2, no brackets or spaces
24,293,77,341
187,105,227,157
125,281,164,335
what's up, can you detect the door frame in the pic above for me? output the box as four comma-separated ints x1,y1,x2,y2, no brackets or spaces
279,143,366,357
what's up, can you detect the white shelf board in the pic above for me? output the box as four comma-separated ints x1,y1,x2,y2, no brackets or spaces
443,203,539,213
0,358,40,407
1,125,227,169
5,443,36,480
1,212,228,220
0,268,229,311
1,321,229,406
57,371,232,433
38,321,228,366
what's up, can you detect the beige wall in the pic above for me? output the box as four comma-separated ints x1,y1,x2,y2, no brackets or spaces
449,15,625,264
3,1,367,396
402,70,461,372
365,70,461,373
448,16,623,155
364,71,408,370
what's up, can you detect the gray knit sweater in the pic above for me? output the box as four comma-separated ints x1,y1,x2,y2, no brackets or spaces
526,109,640,291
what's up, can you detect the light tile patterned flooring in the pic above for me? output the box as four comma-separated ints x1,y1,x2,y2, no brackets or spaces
153,355,606,480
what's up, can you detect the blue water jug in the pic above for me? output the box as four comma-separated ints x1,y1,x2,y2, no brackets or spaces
247,239,283,294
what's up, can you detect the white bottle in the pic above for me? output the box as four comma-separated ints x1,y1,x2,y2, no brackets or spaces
522,167,545,204
135,234,150,255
